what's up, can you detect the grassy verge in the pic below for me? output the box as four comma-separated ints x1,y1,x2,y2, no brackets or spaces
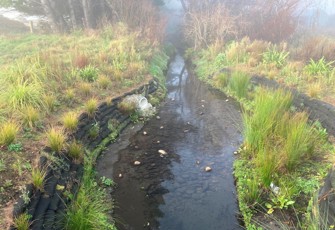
190,50,333,229
0,23,170,228
187,38,335,105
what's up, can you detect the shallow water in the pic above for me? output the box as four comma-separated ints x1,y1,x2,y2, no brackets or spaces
97,54,243,230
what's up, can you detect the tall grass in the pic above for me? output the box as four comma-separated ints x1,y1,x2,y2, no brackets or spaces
0,121,19,146
227,71,250,99
46,127,65,153
243,88,292,152
63,159,115,230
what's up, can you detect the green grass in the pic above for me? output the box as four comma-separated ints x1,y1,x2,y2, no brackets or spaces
31,167,47,191
304,57,334,76
21,106,40,128
13,213,31,230
84,98,98,117
227,71,250,99
0,121,19,146
62,112,79,132
79,65,99,82
67,141,84,162
46,127,65,153
262,46,289,68
63,154,116,230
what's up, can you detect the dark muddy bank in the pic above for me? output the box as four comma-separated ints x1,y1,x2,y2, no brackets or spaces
97,54,243,230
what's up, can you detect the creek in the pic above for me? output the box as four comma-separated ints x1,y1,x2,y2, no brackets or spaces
97,53,244,230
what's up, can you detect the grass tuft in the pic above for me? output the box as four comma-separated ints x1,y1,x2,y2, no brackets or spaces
0,121,19,146
96,75,111,89
13,213,31,230
62,112,78,132
31,167,47,191
67,141,84,162
21,106,39,128
46,127,65,153
85,98,98,117
228,71,250,99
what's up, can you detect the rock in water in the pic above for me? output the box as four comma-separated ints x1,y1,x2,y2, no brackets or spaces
158,150,168,155
205,166,212,172
143,131,147,135
134,161,141,165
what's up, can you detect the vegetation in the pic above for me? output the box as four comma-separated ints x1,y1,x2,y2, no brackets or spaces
13,213,31,230
62,112,79,132
84,98,98,118
67,141,84,162
191,52,333,228
0,121,19,146
31,167,47,191
46,128,65,153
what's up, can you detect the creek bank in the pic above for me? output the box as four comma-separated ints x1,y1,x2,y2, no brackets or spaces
251,75,335,227
11,79,162,230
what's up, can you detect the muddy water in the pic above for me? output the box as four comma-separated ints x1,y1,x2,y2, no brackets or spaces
97,54,243,230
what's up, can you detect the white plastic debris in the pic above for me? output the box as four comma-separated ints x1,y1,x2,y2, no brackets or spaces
270,182,280,195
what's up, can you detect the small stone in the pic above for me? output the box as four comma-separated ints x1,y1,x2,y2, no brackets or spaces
200,112,204,115
156,116,161,120
172,98,175,101
225,99,229,102
134,161,141,165
201,100,205,102
201,105,205,108
143,131,147,135
233,151,238,155
205,166,212,172
119,174,123,178
187,122,191,125
196,161,200,165
184,129,189,133
160,126,164,129
156,140,160,144
158,149,168,155
135,146,139,149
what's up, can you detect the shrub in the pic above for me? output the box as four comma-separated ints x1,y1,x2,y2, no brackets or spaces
46,127,65,152
31,167,47,191
212,72,228,89
67,141,84,162
13,213,31,230
0,121,19,146
62,112,78,132
85,98,98,117
79,65,98,82
21,106,39,128
227,71,250,99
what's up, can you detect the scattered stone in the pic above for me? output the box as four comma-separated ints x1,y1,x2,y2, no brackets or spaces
201,105,205,108
233,151,238,155
187,122,191,125
118,174,123,178
225,99,229,102
196,161,200,165
184,129,189,133
172,98,175,101
135,146,139,149
160,126,164,129
156,140,160,144
205,166,212,172
156,116,161,120
134,161,141,165
143,131,147,135
158,150,168,155
201,100,205,102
